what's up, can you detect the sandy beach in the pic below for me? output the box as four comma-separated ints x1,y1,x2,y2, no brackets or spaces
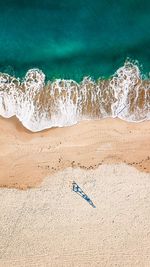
0,117,150,266
0,116,150,189
0,165,150,266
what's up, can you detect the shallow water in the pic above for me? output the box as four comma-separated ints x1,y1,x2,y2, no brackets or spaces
0,0,149,80
0,62,149,131
0,1,149,131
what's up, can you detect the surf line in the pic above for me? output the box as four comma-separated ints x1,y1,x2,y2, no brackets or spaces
72,181,96,208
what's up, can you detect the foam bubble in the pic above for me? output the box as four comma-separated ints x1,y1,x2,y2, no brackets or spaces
0,61,149,132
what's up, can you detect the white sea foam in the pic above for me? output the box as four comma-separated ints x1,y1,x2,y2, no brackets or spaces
0,61,149,132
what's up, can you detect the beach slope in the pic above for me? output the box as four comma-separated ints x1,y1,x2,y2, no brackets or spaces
0,116,149,189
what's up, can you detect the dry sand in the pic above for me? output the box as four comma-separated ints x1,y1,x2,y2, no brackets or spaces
0,117,150,266
0,116,150,189
0,165,150,266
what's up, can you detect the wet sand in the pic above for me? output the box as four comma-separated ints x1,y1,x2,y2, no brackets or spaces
0,116,150,189
0,117,150,266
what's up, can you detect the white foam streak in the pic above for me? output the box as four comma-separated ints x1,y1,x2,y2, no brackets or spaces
0,62,149,132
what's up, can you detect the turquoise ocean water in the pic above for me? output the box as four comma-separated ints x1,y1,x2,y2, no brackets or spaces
0,0,149,81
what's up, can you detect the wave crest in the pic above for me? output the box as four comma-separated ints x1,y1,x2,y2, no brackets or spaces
0,61,149,131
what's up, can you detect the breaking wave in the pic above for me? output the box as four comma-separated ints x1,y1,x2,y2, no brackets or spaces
0,60,149,132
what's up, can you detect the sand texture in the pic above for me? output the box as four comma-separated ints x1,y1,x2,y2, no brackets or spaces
0,164,150,266
0,117,150,266
0,116,150,189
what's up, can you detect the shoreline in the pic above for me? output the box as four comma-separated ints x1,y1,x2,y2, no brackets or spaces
0,62,149,132
1,117,150,266
0,116,150,190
